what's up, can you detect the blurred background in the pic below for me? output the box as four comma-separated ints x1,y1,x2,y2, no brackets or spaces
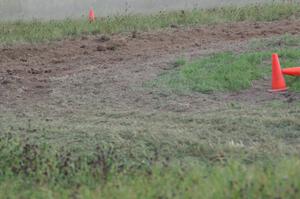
0,0,275,21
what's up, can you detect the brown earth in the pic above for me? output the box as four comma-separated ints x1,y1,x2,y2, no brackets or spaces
1,19,300,113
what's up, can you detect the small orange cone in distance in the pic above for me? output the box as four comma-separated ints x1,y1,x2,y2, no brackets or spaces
89,7,95,23
270,53,287,92
282,67,300,76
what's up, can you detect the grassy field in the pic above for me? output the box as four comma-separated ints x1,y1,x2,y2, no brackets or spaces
1,35,300,198
0,135,299,198
1,2,300,199
1,2,300,44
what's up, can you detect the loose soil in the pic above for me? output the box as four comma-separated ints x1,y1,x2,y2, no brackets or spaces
1,19,300,114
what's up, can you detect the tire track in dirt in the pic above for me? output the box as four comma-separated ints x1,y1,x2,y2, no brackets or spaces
1,19,300,111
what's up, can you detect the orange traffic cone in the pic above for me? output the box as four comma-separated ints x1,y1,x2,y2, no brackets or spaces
282,67,300,76
89,7,95,23
270,53,287,92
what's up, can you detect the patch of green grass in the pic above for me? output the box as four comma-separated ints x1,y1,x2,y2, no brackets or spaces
0,134,299,199
181,52,268,92
152,52,269,93
153,48,300,93
1,160,300,199
1,2,300,44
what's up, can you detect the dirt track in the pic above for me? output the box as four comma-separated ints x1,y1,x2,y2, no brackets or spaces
1,19,300,113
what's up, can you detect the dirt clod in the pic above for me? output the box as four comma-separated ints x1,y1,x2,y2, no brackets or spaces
97,35,111,42
44,69,52,74
96,45,107,51
6,70,13,75
1,78,11,85
106,45,116,51
28,68,42,75
51,59,64,64
132,31,137,38
20,58,27,62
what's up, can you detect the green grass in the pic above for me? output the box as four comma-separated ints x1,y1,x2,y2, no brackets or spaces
2,161,300,199
1,2,300,44
180,52,268,92
0,134,299,199
152,48,300,93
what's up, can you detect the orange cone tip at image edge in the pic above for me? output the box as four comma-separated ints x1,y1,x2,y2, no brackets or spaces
282,67,300,76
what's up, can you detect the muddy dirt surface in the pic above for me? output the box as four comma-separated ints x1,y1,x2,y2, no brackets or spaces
1,19,300,113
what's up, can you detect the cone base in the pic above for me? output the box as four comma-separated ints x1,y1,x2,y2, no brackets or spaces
268,87,288,92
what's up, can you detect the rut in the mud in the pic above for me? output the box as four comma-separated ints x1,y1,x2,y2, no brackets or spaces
1,19,300,112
